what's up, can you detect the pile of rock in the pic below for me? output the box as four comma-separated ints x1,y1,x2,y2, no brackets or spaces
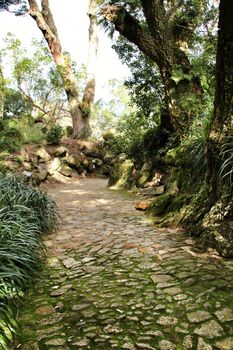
15,141,113,185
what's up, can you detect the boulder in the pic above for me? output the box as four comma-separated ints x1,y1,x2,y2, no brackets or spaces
65,155,81,169
36,147,51,163
47,158,61,175
50,171,72,183
35,164,49,182
109,159,135,189
58,165,73,177
135,201,153,211
103,154,114,165
20,148,30,162
23,162,32,171
97,165,111,176
93,158,103,167
82,158,90,168
141,185,165,196
137,162,153,187
88,161,95,172
53,146,68,158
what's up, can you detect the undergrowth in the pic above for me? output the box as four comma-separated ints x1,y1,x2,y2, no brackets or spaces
0,175,59,349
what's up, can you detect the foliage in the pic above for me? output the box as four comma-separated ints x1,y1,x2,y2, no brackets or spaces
46,124,63,145
113,38,164,117
91,79,134,137
3,88,32,119
1,34,69,124
0,0,25,12
0,175,59,348
108,111,158,159
9,116,46,144
219,136,233,187
180,116,212,177
0,119,22,153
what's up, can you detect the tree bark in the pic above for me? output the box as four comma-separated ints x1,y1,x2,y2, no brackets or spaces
28,0,91,138
102,2,203,138
81,0,98,136
0,64,4,118
206,0,233,200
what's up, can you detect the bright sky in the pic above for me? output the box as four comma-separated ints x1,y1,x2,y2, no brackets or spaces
0,0,130,101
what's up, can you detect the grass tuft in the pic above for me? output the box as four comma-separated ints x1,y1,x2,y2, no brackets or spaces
0,175,59,348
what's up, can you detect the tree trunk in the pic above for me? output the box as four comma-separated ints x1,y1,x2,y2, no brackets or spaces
206,0,233,201
81,0,98,137
0,64,4,118
102,2,203,138
28,0,91,138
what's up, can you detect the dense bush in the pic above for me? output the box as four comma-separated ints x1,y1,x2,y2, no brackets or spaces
0,175,59,349
108,112,158,159
9,116,46,144
0,120,23,153
46,124,63,145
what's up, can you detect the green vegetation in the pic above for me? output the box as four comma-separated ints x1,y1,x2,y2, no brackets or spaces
0,175,59,348
46,124,63,145
0,120,22,153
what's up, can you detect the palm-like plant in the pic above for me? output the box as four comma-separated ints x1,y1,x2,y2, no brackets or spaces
219,136,233,187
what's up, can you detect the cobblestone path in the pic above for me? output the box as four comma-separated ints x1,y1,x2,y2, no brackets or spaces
18,178,233,350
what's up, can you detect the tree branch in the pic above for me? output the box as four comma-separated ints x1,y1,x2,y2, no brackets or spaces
102,5,160,65
28,0,62,63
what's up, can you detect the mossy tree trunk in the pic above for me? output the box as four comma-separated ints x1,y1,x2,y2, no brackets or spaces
28,0,98,139
206,0,233,202
102,0,203,138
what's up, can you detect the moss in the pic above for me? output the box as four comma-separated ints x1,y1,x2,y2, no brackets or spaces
148,193,174,216
108,159,135,189
137,162,153,187
79,101,90,118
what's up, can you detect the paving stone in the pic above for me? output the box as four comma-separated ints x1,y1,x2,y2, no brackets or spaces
194,320,224,338
197,338,213,350
163,287,182,295
215,337,233,350
151,275,174,284
72,338,90,346
72,303,90,311
122,342,135,349
35,305,55,315
157,316,178,326
187,310,212,323
215,308,233,322
183,335,193,349
158,340,176,350
104,325,123,334
45,338,66,346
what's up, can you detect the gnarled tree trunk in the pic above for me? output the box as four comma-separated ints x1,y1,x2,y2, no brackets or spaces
28,0,98,139
206,0,233,202
102,1,203,138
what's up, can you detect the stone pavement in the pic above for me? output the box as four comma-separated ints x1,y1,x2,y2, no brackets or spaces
17,178,233,350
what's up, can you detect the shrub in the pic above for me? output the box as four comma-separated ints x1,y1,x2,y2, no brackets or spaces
46,125,63,145
9,116,46,144
0,175,59,348
0,120,23,153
